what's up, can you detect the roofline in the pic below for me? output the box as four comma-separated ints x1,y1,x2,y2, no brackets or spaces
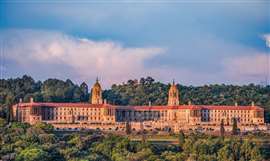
13,102,264,111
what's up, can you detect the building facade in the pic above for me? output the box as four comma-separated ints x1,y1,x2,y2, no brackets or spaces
12,80,266,132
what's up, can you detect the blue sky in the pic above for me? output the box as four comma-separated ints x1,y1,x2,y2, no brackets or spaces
0,1,269,87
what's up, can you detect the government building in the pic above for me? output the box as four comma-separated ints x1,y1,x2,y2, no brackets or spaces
12,79,266,133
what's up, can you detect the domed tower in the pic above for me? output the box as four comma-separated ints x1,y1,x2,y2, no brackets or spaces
91,78,103,104
167,80,180,106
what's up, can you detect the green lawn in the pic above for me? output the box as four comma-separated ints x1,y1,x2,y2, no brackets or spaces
128,133,270,145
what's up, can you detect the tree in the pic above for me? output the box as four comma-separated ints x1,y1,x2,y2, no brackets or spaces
217,145,233,161
0,117,6,129
34,122,54,133
232,118,238,135
2,93,15,123
161,151,186,161
240,141,263,161
139,120,147,143
220,119,225,138
217,139,242,161
178,130,185,147
125,121,131,135
80,82,89,102
16,147,49,161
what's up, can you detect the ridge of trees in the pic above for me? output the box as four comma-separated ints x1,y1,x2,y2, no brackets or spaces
1,75,270,122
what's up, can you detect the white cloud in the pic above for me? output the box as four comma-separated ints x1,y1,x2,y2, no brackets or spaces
263,34,270,48
1,29,164,87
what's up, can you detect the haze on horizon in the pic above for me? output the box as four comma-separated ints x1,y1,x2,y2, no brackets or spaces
0,0,269,88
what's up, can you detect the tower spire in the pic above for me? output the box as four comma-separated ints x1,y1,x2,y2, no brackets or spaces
168,79,180,106
91,78,103,104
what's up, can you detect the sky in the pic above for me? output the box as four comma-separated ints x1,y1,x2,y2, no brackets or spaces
0,0,269,88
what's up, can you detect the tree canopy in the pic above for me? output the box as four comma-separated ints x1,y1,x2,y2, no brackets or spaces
0,121,268,161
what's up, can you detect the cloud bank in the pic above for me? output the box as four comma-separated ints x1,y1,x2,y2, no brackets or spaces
263,34,270,48
223,54,270,84
1,29,269,87
1,29,164,87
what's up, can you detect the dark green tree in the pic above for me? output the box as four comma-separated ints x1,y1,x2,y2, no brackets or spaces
232,118,238,135
220,119,225,138
125,121,131,135
80,82,89,102
178,130,185,147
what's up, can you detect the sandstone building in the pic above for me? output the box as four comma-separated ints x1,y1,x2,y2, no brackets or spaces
12,79,266,132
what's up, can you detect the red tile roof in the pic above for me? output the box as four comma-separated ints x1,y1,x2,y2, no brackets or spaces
15,102,263,111
199,105,263,111
116,105,201,111
16,102,110,108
